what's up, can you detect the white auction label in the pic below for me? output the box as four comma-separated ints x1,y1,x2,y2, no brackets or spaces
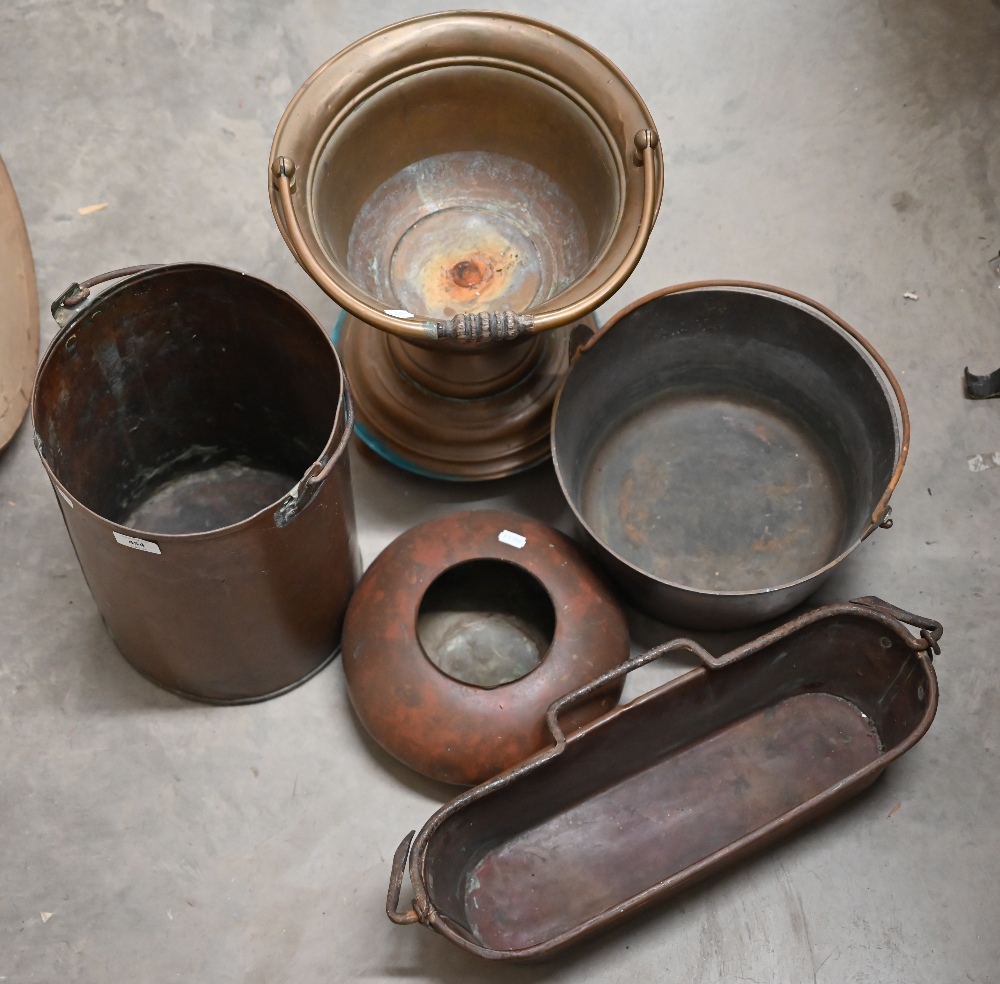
113,531,161,555
498,529,527,549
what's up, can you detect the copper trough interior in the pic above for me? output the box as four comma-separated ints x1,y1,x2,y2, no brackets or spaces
395,602,939,959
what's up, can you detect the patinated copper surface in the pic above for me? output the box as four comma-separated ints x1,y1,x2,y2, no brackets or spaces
32,264,360,703
553,282,908,629
345,151,589,324
388,598,941,960
0,156,38,451
341,510,630,784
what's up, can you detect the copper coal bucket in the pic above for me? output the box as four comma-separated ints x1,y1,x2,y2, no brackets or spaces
269,11,663,479
32,264,360,703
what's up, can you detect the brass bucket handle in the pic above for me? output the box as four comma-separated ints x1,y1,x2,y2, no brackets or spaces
271,130,660,343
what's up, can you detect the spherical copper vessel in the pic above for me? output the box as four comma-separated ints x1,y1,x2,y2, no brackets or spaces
341,510,630,785
269,11,663,479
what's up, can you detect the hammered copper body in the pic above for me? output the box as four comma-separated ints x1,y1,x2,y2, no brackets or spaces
341,510,630,785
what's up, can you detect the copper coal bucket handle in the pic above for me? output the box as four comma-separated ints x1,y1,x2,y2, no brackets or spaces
271,130,660,344
51,265,162,328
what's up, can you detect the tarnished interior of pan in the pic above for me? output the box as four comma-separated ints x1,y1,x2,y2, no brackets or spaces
0,155,39,451
552,283,906,628
559,286,900,592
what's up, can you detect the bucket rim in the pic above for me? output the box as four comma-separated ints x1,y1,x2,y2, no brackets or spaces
31,261,352,541
268,10,663,338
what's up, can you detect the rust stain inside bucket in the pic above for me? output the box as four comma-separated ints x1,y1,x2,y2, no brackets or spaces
450,258,490,289
347,152,587,320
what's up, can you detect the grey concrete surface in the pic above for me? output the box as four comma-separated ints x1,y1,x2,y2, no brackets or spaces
1,0,999,980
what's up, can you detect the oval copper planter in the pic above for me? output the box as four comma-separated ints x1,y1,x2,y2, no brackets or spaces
341,510,630,785
553,282,908,629
32,264,360,703
388,598,941,960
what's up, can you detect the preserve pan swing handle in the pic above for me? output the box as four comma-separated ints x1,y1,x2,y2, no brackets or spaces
270,129,660,343
51,265,162,328
545,637,750,751
386,831,421,926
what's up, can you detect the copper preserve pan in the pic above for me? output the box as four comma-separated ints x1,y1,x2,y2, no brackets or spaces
387,598,941,961
268,11,663,479
552,282,908,629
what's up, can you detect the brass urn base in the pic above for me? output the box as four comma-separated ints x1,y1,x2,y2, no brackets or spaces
336,313,594,481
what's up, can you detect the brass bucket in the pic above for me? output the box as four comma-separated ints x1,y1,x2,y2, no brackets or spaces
269,11,663,479
32,264,360,703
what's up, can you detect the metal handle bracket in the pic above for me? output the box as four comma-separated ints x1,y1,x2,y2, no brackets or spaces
273,376,355,528
51,265,160,329
386,831,421,925
852,596,943,655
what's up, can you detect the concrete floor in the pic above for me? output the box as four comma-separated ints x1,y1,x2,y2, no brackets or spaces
2,0,999,980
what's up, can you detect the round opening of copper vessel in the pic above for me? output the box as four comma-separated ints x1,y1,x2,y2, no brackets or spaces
417,559,556,688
